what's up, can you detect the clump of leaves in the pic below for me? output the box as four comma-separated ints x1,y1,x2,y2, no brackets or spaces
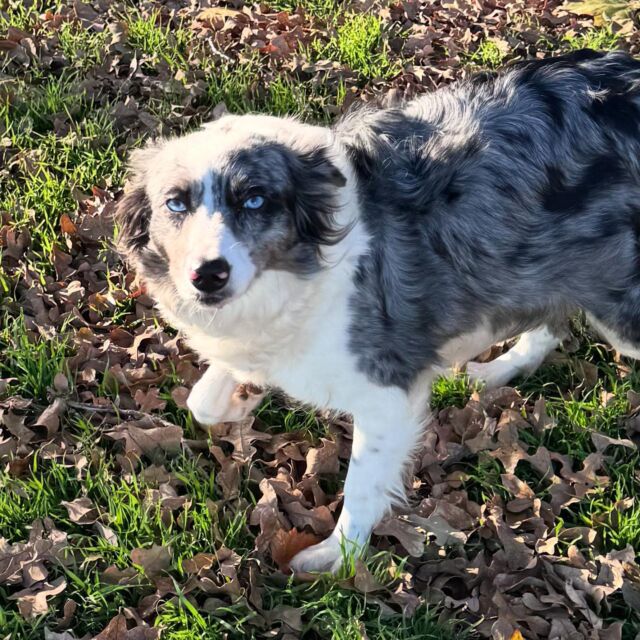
561,0,640,33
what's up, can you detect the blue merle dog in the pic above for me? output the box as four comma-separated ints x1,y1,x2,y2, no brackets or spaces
116,49,640,572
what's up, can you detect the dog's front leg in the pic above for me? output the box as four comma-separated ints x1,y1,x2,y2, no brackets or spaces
187,362,265,425
290,388,425,574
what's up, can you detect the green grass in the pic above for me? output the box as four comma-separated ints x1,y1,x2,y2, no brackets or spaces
309,12,400,80
0,74,123,270
578,459,640,550
258,396,328,439
563,26,620,51
205,60,344,122
334,13,397,79
57,22,109,70
0,2,43,31
124,9,191,72
468,38,509,68
0,313,70,400
431,375,474,411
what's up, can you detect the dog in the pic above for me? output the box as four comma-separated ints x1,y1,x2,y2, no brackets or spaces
116,49,640,573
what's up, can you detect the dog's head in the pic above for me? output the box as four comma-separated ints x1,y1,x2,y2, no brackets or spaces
116,115,346,309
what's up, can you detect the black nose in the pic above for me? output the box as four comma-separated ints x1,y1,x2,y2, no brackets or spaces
191,258,231,294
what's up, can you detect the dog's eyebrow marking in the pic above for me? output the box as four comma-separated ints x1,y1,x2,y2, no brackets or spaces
191,180,205,209
204,170,226,213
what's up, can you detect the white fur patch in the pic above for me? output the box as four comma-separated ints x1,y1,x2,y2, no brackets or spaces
437,323,501,370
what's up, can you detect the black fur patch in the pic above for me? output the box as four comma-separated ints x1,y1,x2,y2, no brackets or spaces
588,92,640,137
512,66,567,129
631,208,640,274
542,155,624,215
140,243,170,280
442,174,461,204
286,146,347,249
532,79,566,129
115,186,152,253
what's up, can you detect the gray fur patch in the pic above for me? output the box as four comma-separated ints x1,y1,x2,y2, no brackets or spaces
337,50,640,389
222,142,347,276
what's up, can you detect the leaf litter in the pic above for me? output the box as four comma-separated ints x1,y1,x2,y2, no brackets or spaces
1,0,640,638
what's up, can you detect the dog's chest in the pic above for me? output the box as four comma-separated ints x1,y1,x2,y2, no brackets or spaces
183,290,365,413
267,330,365,413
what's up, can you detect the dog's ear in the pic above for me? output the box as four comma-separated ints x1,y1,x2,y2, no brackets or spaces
115,143,160,258
289,145,347,247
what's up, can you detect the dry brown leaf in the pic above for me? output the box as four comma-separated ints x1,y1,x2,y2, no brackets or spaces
305,438,340,476
270,528,322,573
10,576,67,619
182,552,216,575
130,544,171,578
34,398,66,438
60,214,77,236
351,558,385,593
44,630,78,640
283,501,336,536
94,523,118,546
61,497,99,525
94,614,160,640
133,388,167,413
196,7,242,22
591,432,636,453
374,517,427,557
106,420,183,458
217,418,271,463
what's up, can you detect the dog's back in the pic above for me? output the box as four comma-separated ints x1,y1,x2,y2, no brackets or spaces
336,50,640,389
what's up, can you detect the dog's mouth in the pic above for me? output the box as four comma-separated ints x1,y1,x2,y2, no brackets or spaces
195,292,231,308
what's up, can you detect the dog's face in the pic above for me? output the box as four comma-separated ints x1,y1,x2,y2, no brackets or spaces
116,115,346,309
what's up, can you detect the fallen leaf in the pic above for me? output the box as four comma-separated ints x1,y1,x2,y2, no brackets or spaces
305,438,340,475
61,497,99,525
10,577,67,619
60,214,77,235
591,432,636,453
130,544,171,578
106,420,183,458
270,529,322,573
374,517,427,557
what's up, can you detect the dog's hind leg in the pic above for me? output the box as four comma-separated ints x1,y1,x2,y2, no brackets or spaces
586,314,640,359
466,325,562,388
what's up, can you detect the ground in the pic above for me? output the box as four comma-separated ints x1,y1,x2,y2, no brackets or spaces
1,1,640,639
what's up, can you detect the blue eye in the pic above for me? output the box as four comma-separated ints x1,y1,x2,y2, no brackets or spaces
243,195,265,210
166,198,187,213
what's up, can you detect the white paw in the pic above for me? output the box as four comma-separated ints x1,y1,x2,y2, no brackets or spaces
187,377,264,425
289,536,345,574
466,360,514,389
